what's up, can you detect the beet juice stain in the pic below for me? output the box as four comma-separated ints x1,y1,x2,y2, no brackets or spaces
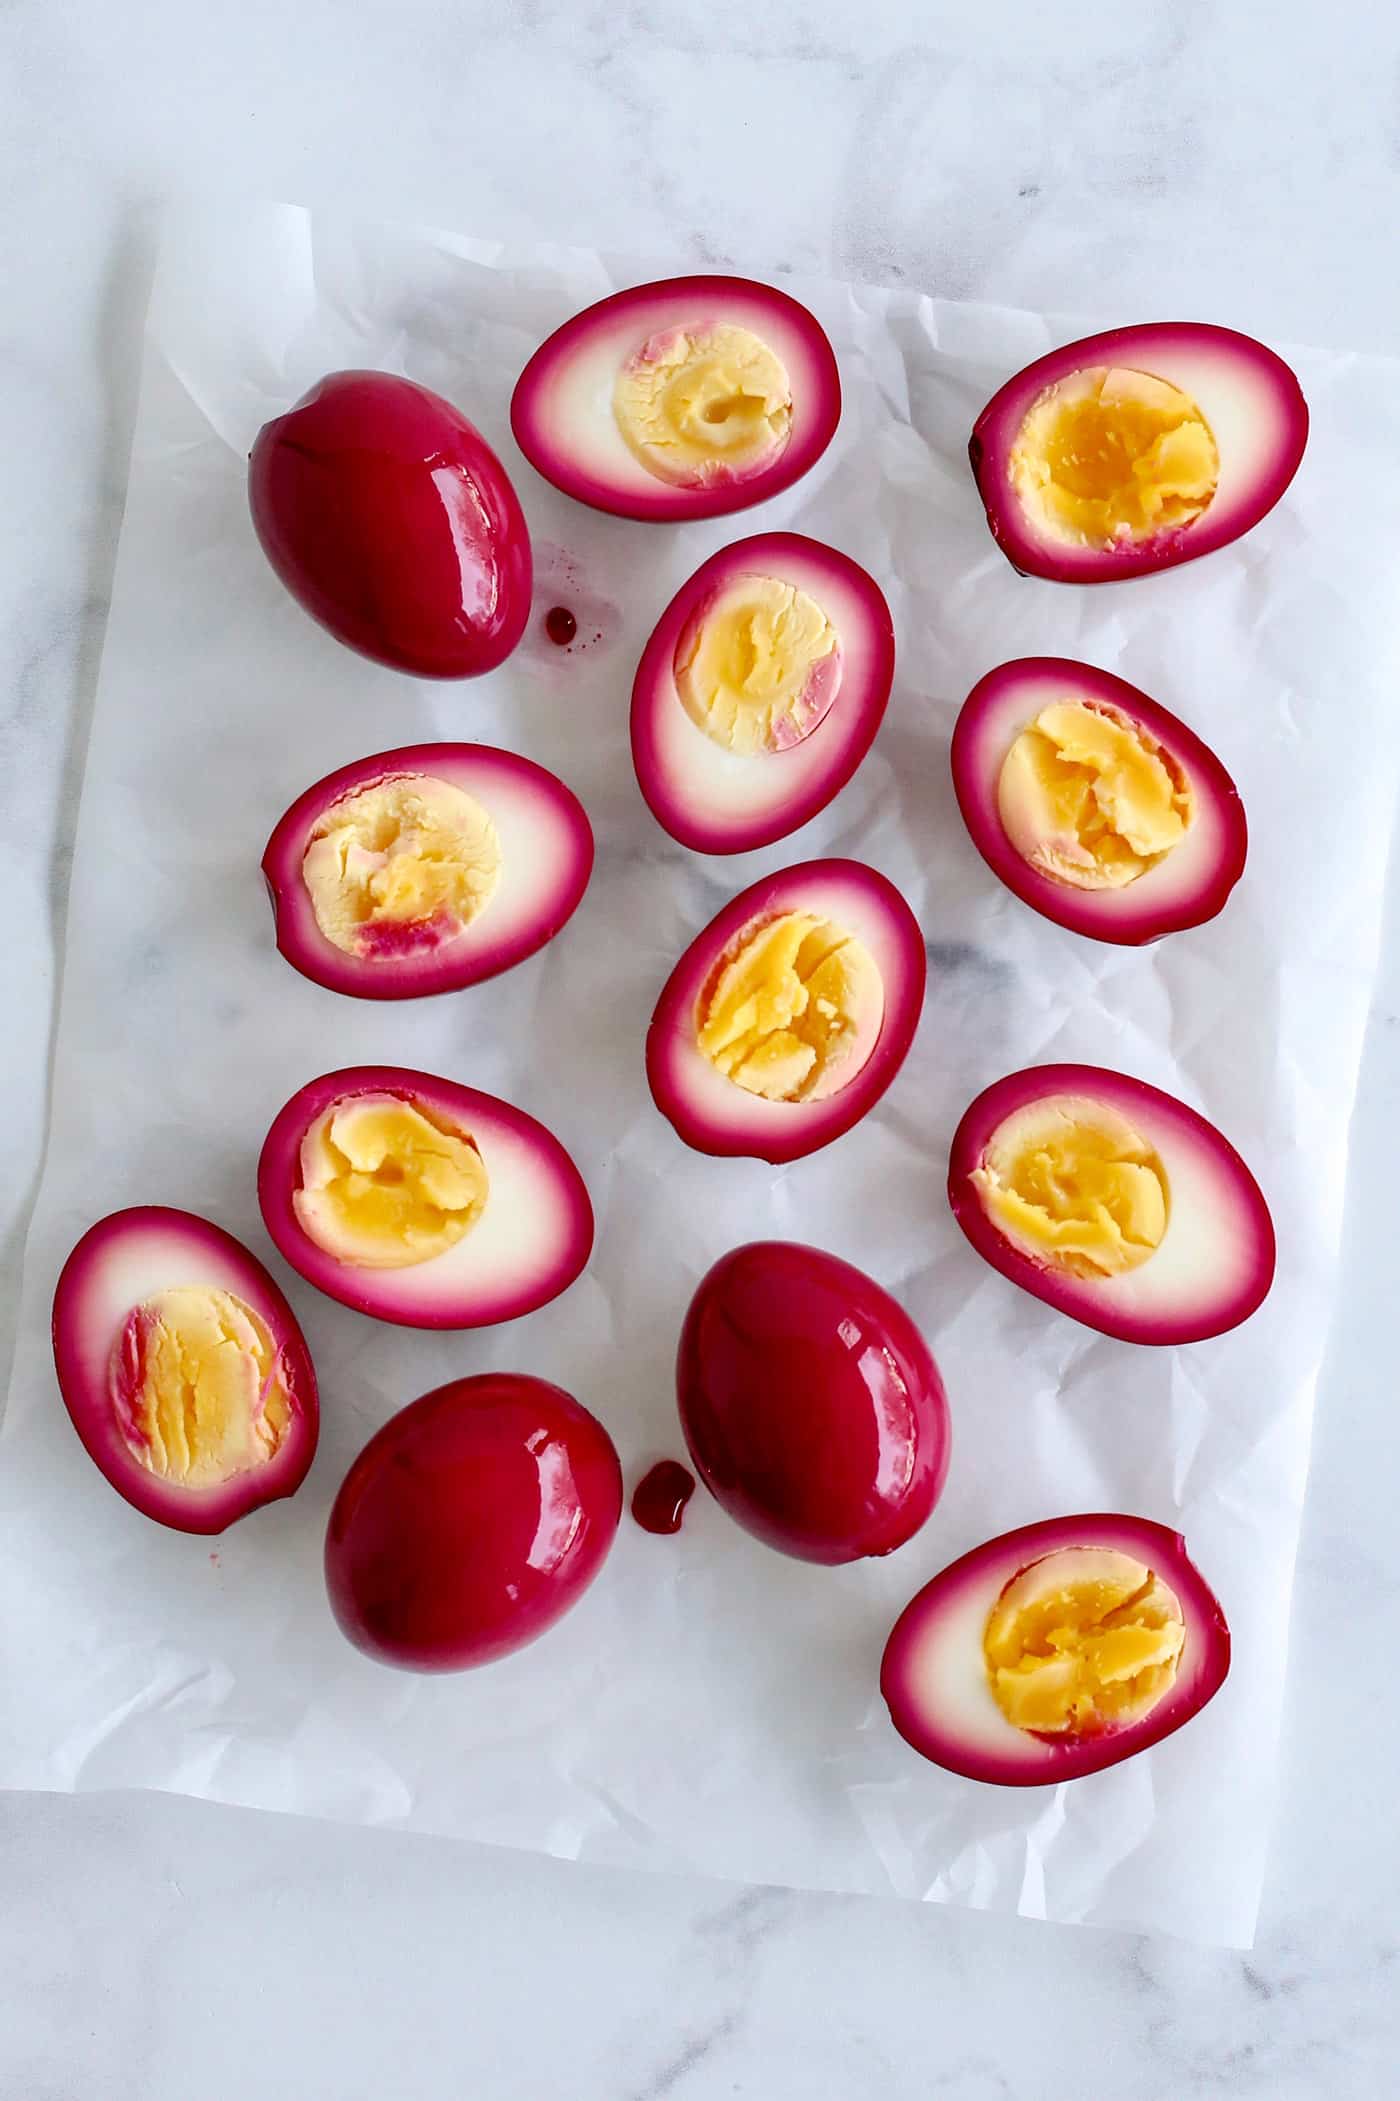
631,1459,696,1535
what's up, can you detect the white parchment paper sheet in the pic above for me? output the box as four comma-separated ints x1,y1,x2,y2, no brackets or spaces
3,201,1396,1946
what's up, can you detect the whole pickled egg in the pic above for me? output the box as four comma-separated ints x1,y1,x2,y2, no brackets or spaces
676,1241,950,1564
325,1373,622,1671
249,370,532,678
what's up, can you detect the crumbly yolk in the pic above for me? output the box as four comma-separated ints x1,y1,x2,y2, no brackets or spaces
293,1093,489,1270
1009,366,1219,547
110,1287,291,1485
985,1546,1186,1737
614,324,792,488
696,911,884,1103
674,574,842,755
997,700,1193,890
301,774,501,959
971,1095,1169,1279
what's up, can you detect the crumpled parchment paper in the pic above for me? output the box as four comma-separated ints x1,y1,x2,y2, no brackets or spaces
3,199,1397,1946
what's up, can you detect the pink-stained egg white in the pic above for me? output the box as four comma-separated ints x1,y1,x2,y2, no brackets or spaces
951,658,1247,944
262,743,594,1000
970,323,1308,583
631,533,894,854
257,1066,593,1330
51,1207,319,1535
647,859,926,1164
948,1063,1275,1345
511,276,840,521
881,1513,1230,1785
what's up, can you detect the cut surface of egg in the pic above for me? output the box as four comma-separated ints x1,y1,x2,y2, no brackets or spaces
881,1513,1230,1784
257,1067,593,1329
631,533,894,853
262,743,593,999
511,277,840,520
969,324,1308,583
51,1207,318,1533
647,859,925,1162
948,1063,1275,1345
951,659,1247,943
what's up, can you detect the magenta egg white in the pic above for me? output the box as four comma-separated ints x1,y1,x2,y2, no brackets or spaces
51,1206,319,1534
970,322,1308,583
881,1513,1231,1785
511,276,840,521
257,1066,593,1329
261,743,594,1000
951,658,1247,944
647,858,925,1165
948,1063,1276,1346
631,533,894,854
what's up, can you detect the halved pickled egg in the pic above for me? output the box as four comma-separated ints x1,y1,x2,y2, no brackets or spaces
262,743,593,999
951,658,1246,943
881,1513,1230,1785
948,1063,1274,1345
257,1067,592,1329
631,533,894,854
51,1207,318,1533
511,276,840,521
970,324,1307,583
647,859,924,1163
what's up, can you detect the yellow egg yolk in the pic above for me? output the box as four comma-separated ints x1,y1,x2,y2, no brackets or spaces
614,324,792,487
1009,366,1219,547
984,1546,1186,1737
301,774,501,959
970,1095,1169,1279
110,1287,291,1485
674,574,841,754
293,1093,489,1270
997,700,1193,890
696,911,884,1103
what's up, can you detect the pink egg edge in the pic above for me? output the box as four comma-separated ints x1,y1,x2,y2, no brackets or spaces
646,858,926,1163
256,1065,594,1330
51,1205,320,1535
630,532,895,853
510,275,842,521
950,657,1248,944
261,743,595,1001
946,1062,1276,1345
880,1510,1232,1785
969,322,1309,583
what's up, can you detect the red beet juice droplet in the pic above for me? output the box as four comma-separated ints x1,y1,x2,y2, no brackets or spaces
631,1459,696,1536
544,605,577,646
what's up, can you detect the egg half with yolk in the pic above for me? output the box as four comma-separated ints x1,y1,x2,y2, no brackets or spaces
631,533,894,854
511,276,840,521
262,743,594,999
948,1063,1274,1345
647,859,925,1163
951,658,1247,944
51,1207,318,1534
257,1067,593,1329
881,1513,1230,1784
969,324,1307,583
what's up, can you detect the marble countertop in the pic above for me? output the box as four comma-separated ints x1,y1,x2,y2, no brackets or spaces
3,3,1398,2094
